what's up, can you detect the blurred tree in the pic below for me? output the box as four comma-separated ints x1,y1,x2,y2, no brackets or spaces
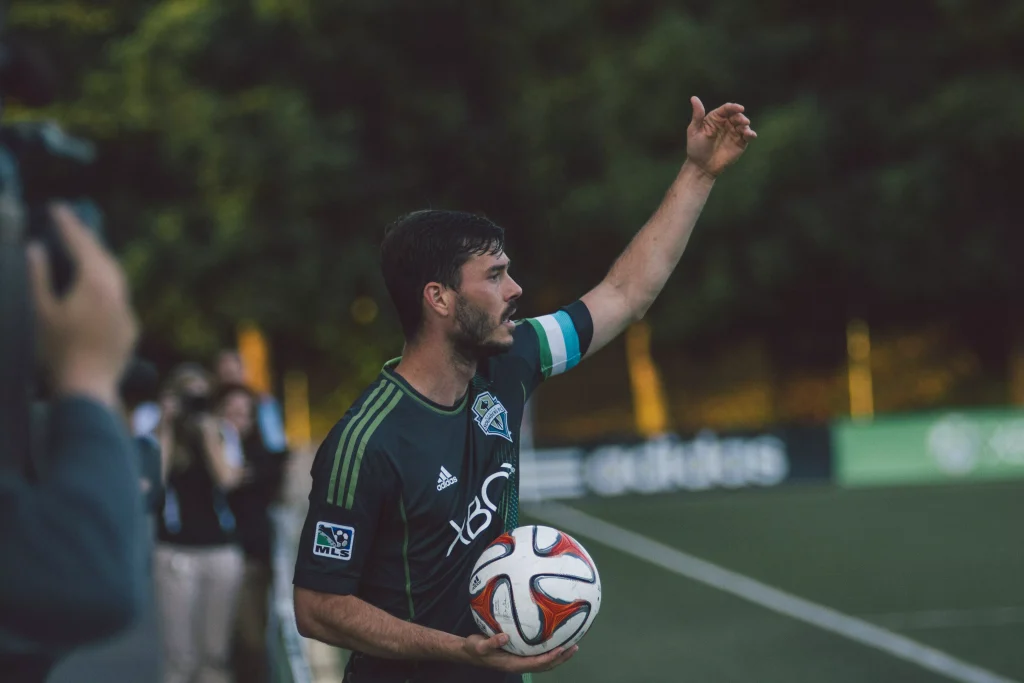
513,0,1024,369
6,0,1023,413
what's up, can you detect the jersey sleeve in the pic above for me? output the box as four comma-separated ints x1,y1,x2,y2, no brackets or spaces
293,422,395,596
511,299,594,397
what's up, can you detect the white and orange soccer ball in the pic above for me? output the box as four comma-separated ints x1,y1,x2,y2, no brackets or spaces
468,525,601,656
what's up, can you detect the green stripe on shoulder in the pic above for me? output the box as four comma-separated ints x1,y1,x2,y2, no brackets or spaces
525,318,553,379
327,381,387,504
342,388,403,508
332,383,393,505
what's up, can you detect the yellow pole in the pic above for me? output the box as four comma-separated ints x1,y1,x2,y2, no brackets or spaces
847,319,874,420
626,321,670,437
237,321,272,395
284,371,312,449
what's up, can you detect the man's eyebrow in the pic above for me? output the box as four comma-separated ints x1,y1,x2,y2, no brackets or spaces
487,261,509,274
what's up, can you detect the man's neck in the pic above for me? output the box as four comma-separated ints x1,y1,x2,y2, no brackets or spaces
393,340,477,408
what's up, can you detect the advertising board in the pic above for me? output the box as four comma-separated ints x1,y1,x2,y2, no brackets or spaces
835,409,1024,487
520,426,832,501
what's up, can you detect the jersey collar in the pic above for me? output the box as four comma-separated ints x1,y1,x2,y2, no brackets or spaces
380,358,469,416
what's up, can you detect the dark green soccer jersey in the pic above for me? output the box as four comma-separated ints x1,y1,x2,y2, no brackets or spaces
293,301,593,683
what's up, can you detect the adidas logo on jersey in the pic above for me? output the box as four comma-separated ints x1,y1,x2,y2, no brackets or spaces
436,466,459,492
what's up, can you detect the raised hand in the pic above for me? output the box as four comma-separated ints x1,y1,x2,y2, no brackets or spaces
685,96,757,178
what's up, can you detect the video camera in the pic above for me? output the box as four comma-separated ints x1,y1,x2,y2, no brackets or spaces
0,28,107,464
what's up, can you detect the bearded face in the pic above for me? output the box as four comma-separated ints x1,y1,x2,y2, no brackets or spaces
451,292,517,359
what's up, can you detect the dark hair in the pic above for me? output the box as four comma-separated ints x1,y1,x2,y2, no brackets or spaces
118,358,160,408
213,382,255,408
380,210,505,339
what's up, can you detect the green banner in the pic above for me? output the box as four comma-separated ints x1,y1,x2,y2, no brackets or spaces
835,409,1024,487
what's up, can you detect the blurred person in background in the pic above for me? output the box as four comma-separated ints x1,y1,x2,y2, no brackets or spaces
154,364,246,683
216,382,287,683
131,365,177,440
0,208,145,682
214,350,290,682
216,348,288,453
132,391,163,438
120,359,166,519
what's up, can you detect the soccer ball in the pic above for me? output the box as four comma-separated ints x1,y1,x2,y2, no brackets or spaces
468,525,601,656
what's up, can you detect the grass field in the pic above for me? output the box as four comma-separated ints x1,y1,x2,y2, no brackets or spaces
299,479,1024,682
521,480,1024,683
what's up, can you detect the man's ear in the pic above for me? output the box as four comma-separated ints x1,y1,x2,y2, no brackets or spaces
423,282,454,319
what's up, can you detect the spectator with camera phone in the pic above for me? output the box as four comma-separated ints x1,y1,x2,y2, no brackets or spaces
1,207,146,682
153,363,247,683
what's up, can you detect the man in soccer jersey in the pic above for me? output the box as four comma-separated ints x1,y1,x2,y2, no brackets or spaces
293,97,756,682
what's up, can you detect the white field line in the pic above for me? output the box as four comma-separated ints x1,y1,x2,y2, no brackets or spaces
526,502,1020,683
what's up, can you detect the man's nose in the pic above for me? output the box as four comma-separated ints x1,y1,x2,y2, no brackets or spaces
506,276,523,300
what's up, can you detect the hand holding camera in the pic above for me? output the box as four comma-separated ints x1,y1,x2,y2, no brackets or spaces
27,205,137,408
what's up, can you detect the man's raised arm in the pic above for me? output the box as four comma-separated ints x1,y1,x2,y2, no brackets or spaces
581,97,757,356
